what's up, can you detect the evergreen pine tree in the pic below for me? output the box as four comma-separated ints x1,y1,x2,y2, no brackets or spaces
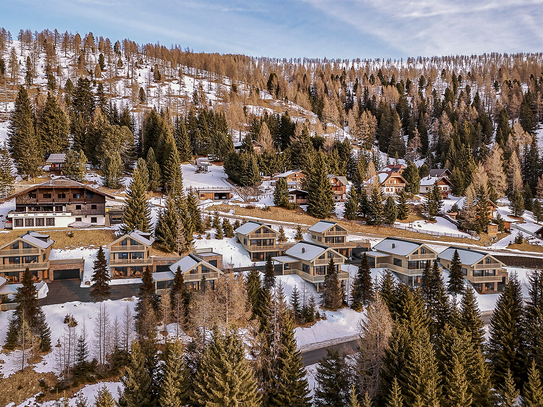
264,255,275,290
358,189,370,218
460,285,486,351
532,199,543,223
295,225,304,241
101,151,123,188
186,189,203,233
368,187,384,225
509,189,525,217
158,340,189,407
278,226,287,242
323,257,343,311
314,348,352,407
162,132,184,193
488,275,525,389
136,267,158,318
94,387,115,407
268,311,311,406
522,360,543,407
344,187,359,221
8,86,42,178
121,159,151,233
307,151,335,219
222,218,234,238
290,285,302,323
39,92,70,155
246,268,262,319
496,369,520,407
0,143,14,198
90,247,111,302
146,148,162,192
386,378,404,407
174,116,192,162
193,327,260,406
525,270,543,375
274,177,290,207
155,194,181,253
119,341,153,407
447,249,464,296
351,253,373,311
384,195,398,225
215,225,224,239
397,189,409,220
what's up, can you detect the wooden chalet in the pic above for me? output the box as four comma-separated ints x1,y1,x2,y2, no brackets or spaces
6,177,115,229
273,170,306,190
196,187,232,201
420,175,453,198
168,253,223,290
308,220,370,257
107,230,155,279
45,154,67,175
235,221,293,261
328,175,348,201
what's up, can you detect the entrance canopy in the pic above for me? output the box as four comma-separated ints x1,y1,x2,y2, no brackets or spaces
272,255,298,264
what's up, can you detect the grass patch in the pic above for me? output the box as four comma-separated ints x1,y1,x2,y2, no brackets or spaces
507,241,543,253
0,229,117,250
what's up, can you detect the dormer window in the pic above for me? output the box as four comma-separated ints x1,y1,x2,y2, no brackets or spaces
420,248,426,254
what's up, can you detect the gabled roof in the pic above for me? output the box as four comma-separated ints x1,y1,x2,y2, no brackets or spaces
276,169,304,178
308,220,345,233
429,168,452,178
169,253,222,274
439,246,503,267
376,172,407,186
285,240,344,262
234,221,275,235
382,164,406,173
45,153,66,164
7,177,116,199
328,174,348,185
373,237,434,257
0,231,54,251
420,176,453,187
108,229,155,248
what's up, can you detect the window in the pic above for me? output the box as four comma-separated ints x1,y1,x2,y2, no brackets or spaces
25,218,34,227
201,265,210,274
15,219,23,228
485,258,492,264
91,204,97,210
73,193,81,199
420,248,427,254
393,258,402,267
57,193,66,199
408,261,418,269
91,217,97,224
46,218,55,226
462,268,467,276
43,193,51,199
120,239,128,246
131,252,144,259
86,192,95,199
29,193,36,199
75,205,81,210
35,218,44,227
302,264,310,273
10,242,19,249
75,217,82,222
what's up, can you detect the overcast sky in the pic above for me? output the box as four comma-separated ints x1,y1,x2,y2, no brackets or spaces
4,0,543,59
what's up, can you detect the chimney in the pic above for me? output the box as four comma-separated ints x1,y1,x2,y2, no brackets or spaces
302,247,305,253
392,243,396,249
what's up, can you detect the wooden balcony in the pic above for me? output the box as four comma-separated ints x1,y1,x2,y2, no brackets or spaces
291,269,349,284
251,232,277,238
325,230,347,236
110,244,146,252
473,263,503,270
410,253,437,260
314,258,344,265
384,263,425,276
471,275,503,283
110,258,153,266
184,272,220,282
0,248,41,255
0,262,48,271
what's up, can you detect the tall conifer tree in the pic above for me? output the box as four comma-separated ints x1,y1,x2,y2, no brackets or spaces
121,159,151,233
90,247,111,302
307,151,335,219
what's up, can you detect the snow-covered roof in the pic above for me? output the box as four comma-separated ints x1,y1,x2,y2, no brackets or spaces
21,232,54,249
438,247,489,266
152,271,175,281
0,276,6,286
308,220,338,233
272,255,299,263
365,250,391,258
429,169,451,178
420,176,440,186
45,153,66,164
378,173,389,184
235,221,265,235
328,174,348,185
373,237,429,256
276,169,304,178
169,254,200,273
129,230,155,246
285,241,328,261
7,176,116,199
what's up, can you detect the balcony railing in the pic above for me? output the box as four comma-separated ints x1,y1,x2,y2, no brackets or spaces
0,262,48,271
325,230,347,236
110,258,153,265
292,269,349,283
384,263,425,276
184,272,220,282
473,263,503,270
251,232,277,238
111,244,146,252
314,258,344,265
0,248,40,255
471,275,503,283
410,253,437,260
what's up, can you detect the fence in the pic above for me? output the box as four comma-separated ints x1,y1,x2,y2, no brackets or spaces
389,223,479,240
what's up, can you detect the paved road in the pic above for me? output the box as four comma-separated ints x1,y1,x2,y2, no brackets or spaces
301,339,358,366
39,279,140,306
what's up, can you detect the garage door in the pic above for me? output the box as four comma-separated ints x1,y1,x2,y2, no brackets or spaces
53,269,81,280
